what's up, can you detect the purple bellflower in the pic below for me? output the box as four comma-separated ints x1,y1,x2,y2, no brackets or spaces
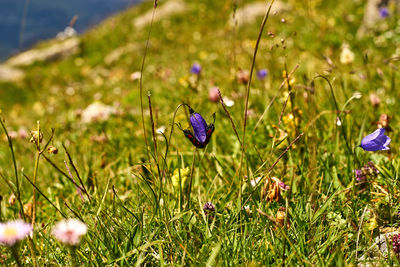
177,106,215,148
379,7,389,18
257,69,268,80
190,63,202,75
360,128,391,151
190,108,207,143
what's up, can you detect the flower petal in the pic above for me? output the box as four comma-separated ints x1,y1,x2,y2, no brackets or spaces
190,113,207,143
361,128,384,146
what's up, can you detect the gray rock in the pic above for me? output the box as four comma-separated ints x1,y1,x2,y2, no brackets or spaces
6,38,80,67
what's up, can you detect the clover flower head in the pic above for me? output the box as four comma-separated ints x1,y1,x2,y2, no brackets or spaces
360,128,390,151
52,219,87,246
0,220,32,247
203,202,216,217
190,63,202,75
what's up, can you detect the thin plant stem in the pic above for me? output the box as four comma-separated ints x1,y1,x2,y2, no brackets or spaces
31,121,40,230
0,118,25,220
238,0,274,223
139,3,158,163
217,88,242,147
186,148,197,209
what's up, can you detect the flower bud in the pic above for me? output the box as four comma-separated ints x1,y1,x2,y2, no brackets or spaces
30,130,43,144
8,194,16,206
47,146,58,154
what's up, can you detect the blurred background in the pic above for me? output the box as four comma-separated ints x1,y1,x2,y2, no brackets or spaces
0,0,141,61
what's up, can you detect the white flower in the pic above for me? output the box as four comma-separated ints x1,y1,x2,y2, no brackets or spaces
340,45,355,64
0,220,32,247
81,102,116,124
223,97,234,107
130,71,141,81
156,126,166,134
52,219,87,246
250,177,261,187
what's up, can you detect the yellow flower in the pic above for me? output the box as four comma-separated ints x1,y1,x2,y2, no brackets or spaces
282,70,295,88
178,76,189,88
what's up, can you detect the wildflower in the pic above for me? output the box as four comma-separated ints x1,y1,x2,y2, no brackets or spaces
81,102,116,124
0,220,32,246
340,45,355,64
29,130,43,144
156,126,166,134
208,86,220,103
8,194,16,206
8,131,18,139
203,202,216,220
18,127,28,139
275,207,290,228
190,63,202,75
282,70,295,87
52,219,87,246
236,69,250,84
177,106,215,148
369,93,381,107
250,177,261,187
129,71,141,81
354,162,379,182
354,169,366,182
379,7,389,18
262,177,289,203
244,205,252,215
171,167,190,190
47,146,58,154
377,114,390,129
393,234,400,257
360,128,390,151
257,69,268,80
272,177,290,191
223,97,234,107
23,203,33,218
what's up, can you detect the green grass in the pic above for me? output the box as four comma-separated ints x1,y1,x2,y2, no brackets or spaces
0,0,400,265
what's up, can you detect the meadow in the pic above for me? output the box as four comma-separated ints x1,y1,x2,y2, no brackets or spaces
0,0,400,265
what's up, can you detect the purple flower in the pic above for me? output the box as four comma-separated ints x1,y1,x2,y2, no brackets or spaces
393,234,400,257
190,63,202,75
360,128,390,151
379,7,389,18
189,107,207,143
354,162,379,182
354,169,366,182
203,202,216,217
257,69,268,80
178,106,215,148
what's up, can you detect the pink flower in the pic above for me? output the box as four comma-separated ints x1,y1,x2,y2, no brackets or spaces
208,86,220,102
52,219,87,246
0,220,32,246
272,177,290,191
